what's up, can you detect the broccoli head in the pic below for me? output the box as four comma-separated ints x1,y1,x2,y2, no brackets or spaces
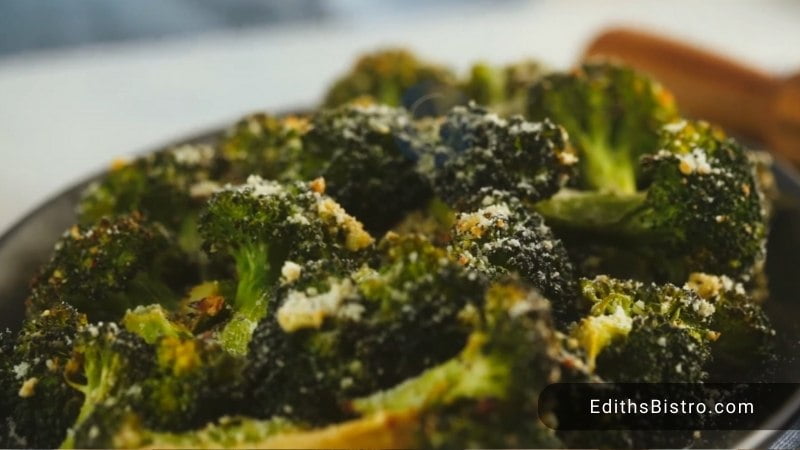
684,273,774,378
461,62,506,109
536,120,768,282
121,305,246,432
220,104,435,234
301,103,434,233
78,144,226,252
527,62,679,193
27,213,192,321
461,59,547,114
0,303,86,449
61,322,155,448
432,103,576,209
323,48,462,117
348,279,583,449
449,190,579,322
199,176,373,355
571,275,721,382
58,306,248,449
220,113,308,182
573,274,774,383
244,234,485,424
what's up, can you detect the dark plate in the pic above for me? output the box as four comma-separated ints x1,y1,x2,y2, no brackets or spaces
2,130,800,448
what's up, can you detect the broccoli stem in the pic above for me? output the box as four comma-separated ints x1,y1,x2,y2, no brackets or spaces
578,135,637,194
61,350,124,448
534,189,647,234
351,333,508,416
220,244,279,355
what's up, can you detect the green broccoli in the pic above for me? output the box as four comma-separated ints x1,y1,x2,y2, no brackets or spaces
527,62,679,193
2,53,781,449
219,113,308,182
244,234,485,424
536,120,767,282
461,59,547,114
122,305,246,432
199,176,373,355
461,63,506,109
323,48,463,117
449,190,579,322
0,304,87,448
219,104,435,234
58,306,250,449
300,104,434,233
684,273,774,377
61,322,155,448
572,275,724,382
349,280,583,449
78,144,226,255
26,213,193,321
432,103,577,209
68,407,301,449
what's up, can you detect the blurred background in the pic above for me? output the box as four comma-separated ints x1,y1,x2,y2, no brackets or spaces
1,0,799,234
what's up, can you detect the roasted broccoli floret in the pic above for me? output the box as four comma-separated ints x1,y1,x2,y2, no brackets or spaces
462,59,547,114
0,304,86,449
220,113,308,182
684,273,774,377
432,103,577,209
244,234,485,424
461,62,505,108
449,190,579,322
61,322,155,448
220,104,435,234
122,305,245,431
571,275,723,382
300,104,434,232
536,120,768,282
527,62,678,193
347,280,582,448
58,306,248,448
199,176,373,355
27,213,192,321
323,48,463,117
78,144,226,253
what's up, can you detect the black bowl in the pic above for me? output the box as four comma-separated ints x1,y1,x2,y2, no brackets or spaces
2,130,800,447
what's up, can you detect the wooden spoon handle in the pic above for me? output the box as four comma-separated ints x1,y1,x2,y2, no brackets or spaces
583,27,780,143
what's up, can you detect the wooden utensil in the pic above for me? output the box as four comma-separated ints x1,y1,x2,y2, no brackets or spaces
583,27,800,164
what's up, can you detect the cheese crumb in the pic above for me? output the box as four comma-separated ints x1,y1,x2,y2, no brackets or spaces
246,175,284,197
280,261,302,285
556,149,579,166
277,279,356,332
171,144,214,166
18,377,38,398
12,362,30,380
317,198,374,251
189,180,220,198
678,155,696,175
455,203,511,239
685,273,722,299
309,177,326,194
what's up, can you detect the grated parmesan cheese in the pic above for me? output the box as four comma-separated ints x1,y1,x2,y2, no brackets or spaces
277,279,357,332
280,261,302,285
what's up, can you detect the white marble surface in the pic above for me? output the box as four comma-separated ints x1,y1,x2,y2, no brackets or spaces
1,0,798,234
